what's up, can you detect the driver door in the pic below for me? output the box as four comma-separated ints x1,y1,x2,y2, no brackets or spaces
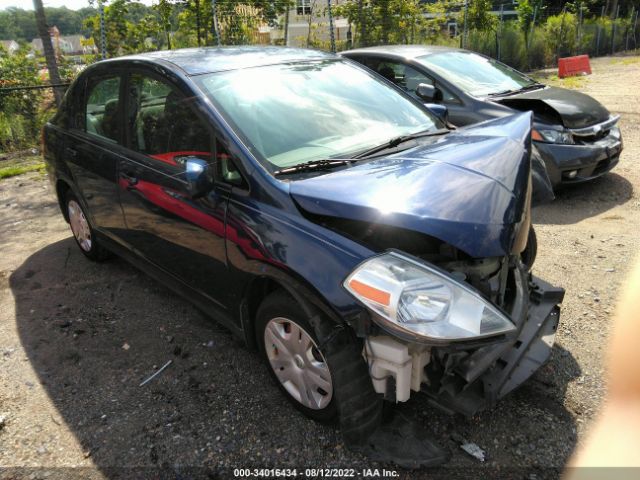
117,71,231,309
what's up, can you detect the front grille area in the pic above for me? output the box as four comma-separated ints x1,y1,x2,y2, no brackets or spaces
574,129,610,144
570,114,620,144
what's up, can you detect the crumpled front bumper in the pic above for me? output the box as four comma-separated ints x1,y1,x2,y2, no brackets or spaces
421,275,565,416
536,128,623,187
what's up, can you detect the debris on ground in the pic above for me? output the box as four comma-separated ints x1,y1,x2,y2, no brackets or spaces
139,360,173,387
460,442,486,462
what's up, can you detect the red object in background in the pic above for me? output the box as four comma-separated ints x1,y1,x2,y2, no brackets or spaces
558,55,592,78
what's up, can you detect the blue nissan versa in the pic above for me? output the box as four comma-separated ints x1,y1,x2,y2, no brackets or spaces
43,47,564,466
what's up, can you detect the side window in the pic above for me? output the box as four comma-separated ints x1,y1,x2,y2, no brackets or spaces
126,73,212,167
215,138,246,188
374,59,460,105
85,76,122,142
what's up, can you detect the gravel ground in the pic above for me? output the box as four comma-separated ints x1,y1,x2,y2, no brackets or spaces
0,55,639,480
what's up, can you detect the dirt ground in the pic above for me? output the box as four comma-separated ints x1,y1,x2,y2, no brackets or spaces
0,55,639,479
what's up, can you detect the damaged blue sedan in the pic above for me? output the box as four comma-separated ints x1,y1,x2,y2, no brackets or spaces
42,47,564,467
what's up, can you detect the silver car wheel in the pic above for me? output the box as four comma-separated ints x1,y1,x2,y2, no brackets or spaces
264,317,333,410
68,200,92,252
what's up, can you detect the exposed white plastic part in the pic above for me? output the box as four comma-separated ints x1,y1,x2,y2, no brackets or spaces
365,336,430,403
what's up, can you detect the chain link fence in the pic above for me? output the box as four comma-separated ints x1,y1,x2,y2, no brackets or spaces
1,1,639,154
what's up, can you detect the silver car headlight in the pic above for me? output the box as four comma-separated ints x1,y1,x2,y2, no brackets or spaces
344,252,515,342
533,127,574,145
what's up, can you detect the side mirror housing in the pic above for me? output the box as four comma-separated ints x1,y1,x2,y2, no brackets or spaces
425,103,449,124
416,83,443,102
184,157,213,198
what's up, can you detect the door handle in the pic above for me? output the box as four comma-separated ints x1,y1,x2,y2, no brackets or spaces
121,171,138,185
65,147,77,159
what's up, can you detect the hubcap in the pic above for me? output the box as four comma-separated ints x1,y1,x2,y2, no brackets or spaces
264,317,333,410
68,200,92,252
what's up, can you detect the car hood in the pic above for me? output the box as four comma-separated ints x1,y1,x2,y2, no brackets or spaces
496,86,610,129
289,112,532,258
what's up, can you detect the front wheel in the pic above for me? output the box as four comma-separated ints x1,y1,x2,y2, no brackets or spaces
256,292,337,422
255,290,384,441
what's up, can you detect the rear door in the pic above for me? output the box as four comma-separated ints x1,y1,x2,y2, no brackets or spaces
65,70,127,235
116,70,231,310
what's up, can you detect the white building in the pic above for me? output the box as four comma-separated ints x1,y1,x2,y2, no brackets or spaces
276,0,352,48
0,40,19,55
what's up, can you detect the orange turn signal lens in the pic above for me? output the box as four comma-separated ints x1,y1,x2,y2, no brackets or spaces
348,279,391,306
531,129,544,142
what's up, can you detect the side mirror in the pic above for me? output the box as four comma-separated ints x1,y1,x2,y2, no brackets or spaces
184,157,213,198
425,103,449,124
416,83,443,103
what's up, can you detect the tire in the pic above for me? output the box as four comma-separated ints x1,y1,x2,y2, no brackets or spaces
521,226,538,270
256,290,382,438
65,190,111,261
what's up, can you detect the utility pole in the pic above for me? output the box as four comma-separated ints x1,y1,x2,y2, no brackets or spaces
195,0,202,46
33,0,63,106
358,0,367,47
497,4,504,61
634,10,639,50
327,0,336,53
461,0,469,49
283,2,290,47
98,0,106,59
527,5,538,51
577,2,583,54
212,0,221,46
626,7,635,51
611,4,620,54
596,5,605,56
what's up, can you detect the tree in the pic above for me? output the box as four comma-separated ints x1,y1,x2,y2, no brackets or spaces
335,0,443,46
154,0,175,49
466,0,497,32
33,0,63,106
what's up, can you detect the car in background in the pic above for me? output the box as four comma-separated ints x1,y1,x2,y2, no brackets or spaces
42,46,563,466
341,45,623,188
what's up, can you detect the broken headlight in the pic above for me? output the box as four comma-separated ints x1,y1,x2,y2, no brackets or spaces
532,127,574,145
344,252,515,342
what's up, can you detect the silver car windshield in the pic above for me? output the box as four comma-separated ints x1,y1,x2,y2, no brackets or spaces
418,51,536,97
196,60,437,170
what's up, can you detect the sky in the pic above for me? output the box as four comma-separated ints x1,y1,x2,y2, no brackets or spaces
0,0,154,10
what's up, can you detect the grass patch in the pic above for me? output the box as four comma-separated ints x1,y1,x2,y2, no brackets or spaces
534,73,587,89
615,57,640,65
0,162,45,179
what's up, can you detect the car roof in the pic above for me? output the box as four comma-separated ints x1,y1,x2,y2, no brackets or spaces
341,44,463,60
103,46,335,76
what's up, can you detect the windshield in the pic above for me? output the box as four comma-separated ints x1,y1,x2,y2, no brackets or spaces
417,51,536,97
196,60,438,170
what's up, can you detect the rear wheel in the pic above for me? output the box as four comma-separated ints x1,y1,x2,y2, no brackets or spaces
65,191,110,261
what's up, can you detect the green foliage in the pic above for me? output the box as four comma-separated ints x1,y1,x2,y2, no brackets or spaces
545,11,579,58
0,47,45,152
334,0,455,47
466,0,497,32
0,6,99,40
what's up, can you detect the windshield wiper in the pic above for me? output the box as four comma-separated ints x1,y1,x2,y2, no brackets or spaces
274,158,355,176
352,128,449,159
488,83,545,97
487,89,518,97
